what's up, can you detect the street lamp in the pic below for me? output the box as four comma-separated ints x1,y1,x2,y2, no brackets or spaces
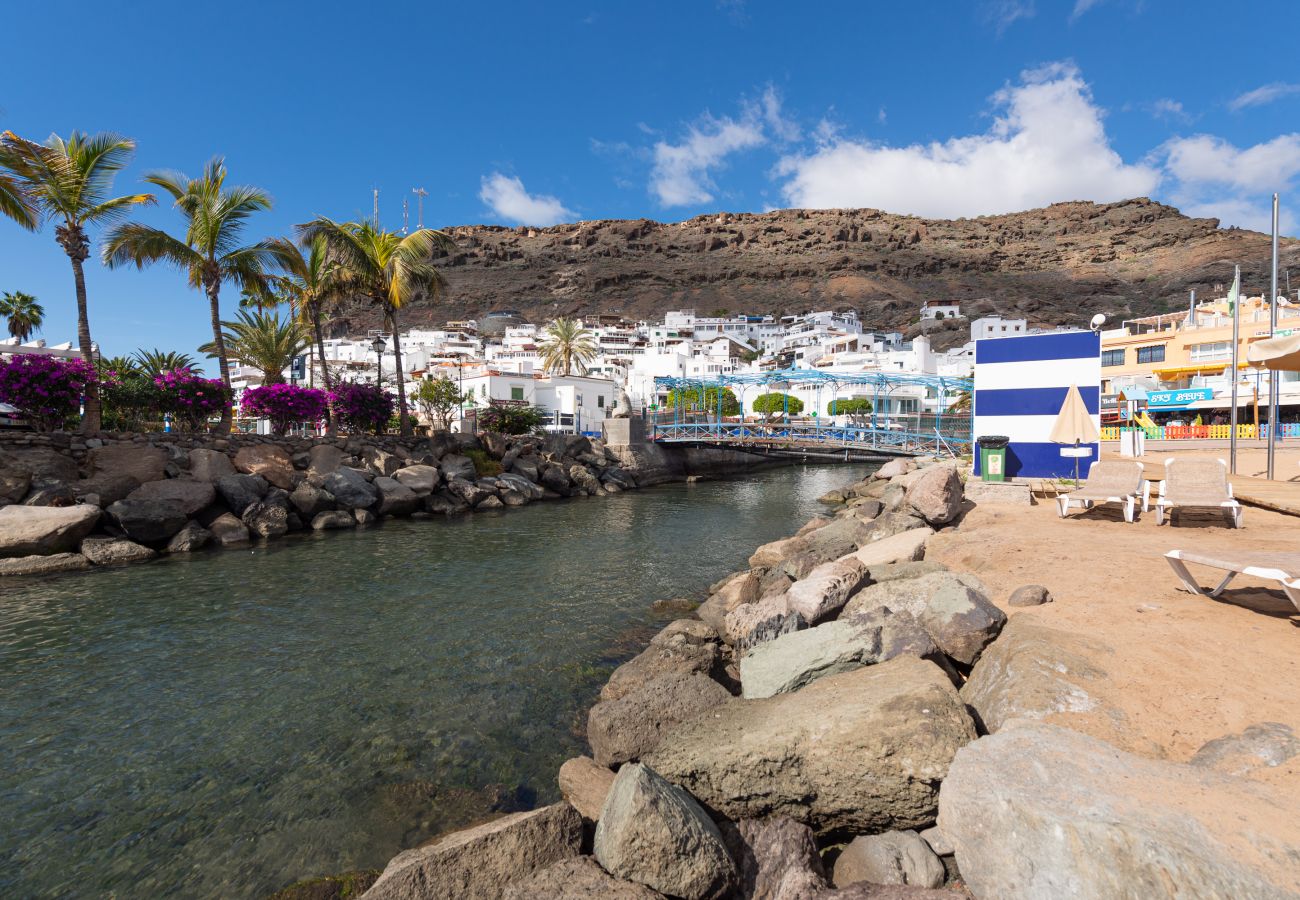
371,335,386,386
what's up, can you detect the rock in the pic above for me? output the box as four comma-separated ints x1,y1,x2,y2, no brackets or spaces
866,560,948,584
242,501,289,538
71,473,140,507
651,598,698,616
446,478,493,508
832,831,945,889
784,557,869,624
695,570,760,637
362,446,402,477
21,479,77,507
818,488,847,504
127,479,216,517
477,495,504,509
440,453,477,482
800,516,875,563
426,491,468,515
844,607,949,670
938,722,1300,900
0,504,101,557
594,763,735,900
215,473,269,515
845,498,883,519
904,467,963,526
311,510,356,531
862,511,931,542
601,621,721,702
0,448,33,505
749,535,809,569
644,657,977,836
318,468,379,510
289,482,335,519
80,536,156,566
849,528,931,568
558,755,616,821
842,572,1005,666
569,464,603,495
918,826,954,857
1007,584,1052,607
725,594,805,652
234,444,297,489
539,463,571,493
1190,722,1300,776
499,489,529,505
510,456,540,482
373,476,419,516
501,856,663,900
727,817,827,900
188,448,236,482
588,672,732,767
88,443,167,484
392,464,440,495
165,521,212,553
796,515,833,536
353,508,377,526
497,472,544,500
0,552,91,576
208,512,250,546
307,444,345,477
361,802,582,900
739,619,883,699
104,498,187,544
874,458,914,479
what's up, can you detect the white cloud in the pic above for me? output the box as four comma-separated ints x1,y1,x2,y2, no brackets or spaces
1070,0,1104,20
775,62,1159,218
982,0,1034,33
1151,98,1190,123
761,86,801,142
478,173,574,226
1229,82,1300,112
1157,133,1300,231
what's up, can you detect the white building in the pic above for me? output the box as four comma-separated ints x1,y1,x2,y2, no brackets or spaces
970,315,1027,341
920,301,963,320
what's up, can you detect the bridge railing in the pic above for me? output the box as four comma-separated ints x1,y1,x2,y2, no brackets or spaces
650,421,972,456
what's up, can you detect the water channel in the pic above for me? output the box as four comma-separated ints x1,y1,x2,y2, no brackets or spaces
0,463,873,897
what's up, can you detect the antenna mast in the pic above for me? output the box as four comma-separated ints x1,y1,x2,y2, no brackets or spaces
413,187,428,230
372,189,379,226
402,198,409,234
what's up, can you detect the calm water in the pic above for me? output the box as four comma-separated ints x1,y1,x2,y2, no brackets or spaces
0,464,871,898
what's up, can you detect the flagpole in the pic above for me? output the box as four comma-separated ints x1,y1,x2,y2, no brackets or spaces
1267,193,1280,480
1230,264,1240,475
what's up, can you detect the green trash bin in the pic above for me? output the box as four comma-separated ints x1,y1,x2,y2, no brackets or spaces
977,436,1009,482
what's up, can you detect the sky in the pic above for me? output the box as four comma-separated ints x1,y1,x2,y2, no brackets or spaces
2,0,1299,365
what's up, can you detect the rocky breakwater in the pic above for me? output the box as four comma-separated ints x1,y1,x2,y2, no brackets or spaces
346,454,1300,899
0,430,643,578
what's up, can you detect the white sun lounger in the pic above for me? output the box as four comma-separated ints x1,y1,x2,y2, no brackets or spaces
1056,460,1144,523
1154,458,1243,528
1165,549,1300,613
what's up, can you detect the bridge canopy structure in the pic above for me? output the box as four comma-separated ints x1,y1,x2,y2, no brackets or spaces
651,368,973,458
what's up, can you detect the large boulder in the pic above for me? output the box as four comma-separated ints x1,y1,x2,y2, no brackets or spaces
392,464,440,495
440,453,477,482
80,536,156,566
938,722,1300,899
0,504,100,556
127,479,215,517
0,448,33,506
724,594,805,652
601,619,721,702
215,473,269,516
361,802,582,900
843,572,1005,666
849,528,931,568
208,512,250,546
8,447,78,483
362,446,402,477
783,557,869,624
241,501,289,538
594,763,736,900
188,448,236,482
727,817,827,900
446,478,493,507
739,619,883,699
588,672,732,767
799,516,875,563
0,552,91,576
311,510,356,531
874,458,914,480
234,444,297,489
1190,722,1300,777
496,472,544,500
106,498,188,544
373,476,419,516
904,467,963,526
501,857,662,900
88,444,166,484
644,657,977,836
696,571,759,637
569,464,603,495
306,444,345,477
289,481,335,519
558,755,616,822
165,521,212,553
748,535,808,569
71,473,141,507
832,830,945,889
318,468,379,510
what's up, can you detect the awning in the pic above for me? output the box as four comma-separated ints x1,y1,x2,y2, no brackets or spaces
1246,332,1300,372
1152,364,1227,379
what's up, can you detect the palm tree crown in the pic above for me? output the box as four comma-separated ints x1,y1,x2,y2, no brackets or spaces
102,158,284,433
199,309,309,384
264,235,344,426
295,218,454,434
132,348,197,377
0,290,44,341
539,317,598,376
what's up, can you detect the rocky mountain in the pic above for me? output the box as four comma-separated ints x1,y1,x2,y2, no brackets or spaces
332,198,1298,349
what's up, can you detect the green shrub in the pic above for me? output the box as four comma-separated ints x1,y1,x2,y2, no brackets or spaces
465,447,502,476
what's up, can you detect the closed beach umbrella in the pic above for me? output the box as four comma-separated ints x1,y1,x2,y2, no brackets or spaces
1246,332,1300,372
1050,384,1099,481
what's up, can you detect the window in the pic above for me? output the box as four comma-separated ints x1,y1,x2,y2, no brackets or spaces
1102,349,1125,367
1136,345,1166,364
597,395,605,408
1190,341,1231,362
510,386,525,401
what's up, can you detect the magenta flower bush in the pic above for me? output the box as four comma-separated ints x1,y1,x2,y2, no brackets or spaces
154,368,230,431
0,354,95,431
242,383,328,435
329,381,394,434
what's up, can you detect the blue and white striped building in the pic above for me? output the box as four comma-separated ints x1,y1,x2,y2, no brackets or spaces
972,331,1100,478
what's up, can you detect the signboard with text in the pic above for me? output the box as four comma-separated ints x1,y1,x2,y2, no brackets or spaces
1147,388,1213,409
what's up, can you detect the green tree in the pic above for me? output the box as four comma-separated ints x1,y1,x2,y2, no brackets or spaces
827,397,873,419
296,217,455,436
0,290,44,341
132,348,197,377
263,236,342,428
0,131,155,431
752,392,803,420
97,357,165,431
539,317,598,375
414,376,466,430
199,309,309,385
102,158,283,434
665,386,739,416
478,399,548,435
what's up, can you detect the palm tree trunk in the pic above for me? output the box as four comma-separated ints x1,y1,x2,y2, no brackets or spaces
387,308,411,435
311,307,334,434
206,279,233,435
67,249,101,433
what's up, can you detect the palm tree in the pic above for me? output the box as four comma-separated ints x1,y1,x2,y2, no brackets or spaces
199,309,308,384
102,158,283,433
0,167,36,230
132,348,197,377
296,218,454,435
539,317,598,375
0,290,44,341
0,131,155,431
265,236,341,420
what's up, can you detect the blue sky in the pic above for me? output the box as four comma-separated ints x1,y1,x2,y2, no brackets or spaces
3,0,1299,364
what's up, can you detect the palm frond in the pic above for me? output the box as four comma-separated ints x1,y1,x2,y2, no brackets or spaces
101,222,202,284
0,170,38,229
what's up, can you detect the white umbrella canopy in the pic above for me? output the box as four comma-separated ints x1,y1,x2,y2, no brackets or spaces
1246,332,1300,372
1049,384,1100,445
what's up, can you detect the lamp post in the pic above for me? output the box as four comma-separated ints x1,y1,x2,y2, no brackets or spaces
371,335,387,387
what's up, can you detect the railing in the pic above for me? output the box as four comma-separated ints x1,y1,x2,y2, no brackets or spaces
1100,423,1300,441
650,420,972,457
